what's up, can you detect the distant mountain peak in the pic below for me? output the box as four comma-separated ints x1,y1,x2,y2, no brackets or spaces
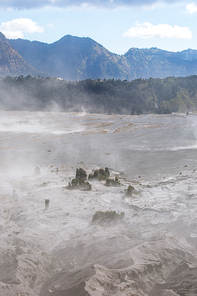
56,34,98,47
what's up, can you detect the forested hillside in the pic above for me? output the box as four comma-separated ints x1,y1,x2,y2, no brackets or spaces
0,75,197,114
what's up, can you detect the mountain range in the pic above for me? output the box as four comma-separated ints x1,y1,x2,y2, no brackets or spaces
0,32,197,80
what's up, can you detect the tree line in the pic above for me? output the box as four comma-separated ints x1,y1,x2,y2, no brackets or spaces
0,75,197,114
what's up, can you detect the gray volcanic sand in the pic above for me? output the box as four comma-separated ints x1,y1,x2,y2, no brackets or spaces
0,111,197,295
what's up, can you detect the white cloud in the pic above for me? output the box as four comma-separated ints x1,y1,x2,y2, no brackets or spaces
186,3,197,14
0,18,44,39
123,22,192,39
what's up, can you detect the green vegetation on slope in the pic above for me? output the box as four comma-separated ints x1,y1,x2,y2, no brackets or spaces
1,75,197,114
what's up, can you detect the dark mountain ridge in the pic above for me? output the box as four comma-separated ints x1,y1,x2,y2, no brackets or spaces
8,34,197,81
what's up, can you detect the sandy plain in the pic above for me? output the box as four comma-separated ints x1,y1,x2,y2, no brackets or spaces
0,111,197,295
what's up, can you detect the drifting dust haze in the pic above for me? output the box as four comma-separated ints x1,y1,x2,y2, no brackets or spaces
1,111,197,295
0,77,93,113
1,75,197,115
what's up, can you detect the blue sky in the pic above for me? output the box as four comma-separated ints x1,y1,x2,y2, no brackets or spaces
0,0,197,54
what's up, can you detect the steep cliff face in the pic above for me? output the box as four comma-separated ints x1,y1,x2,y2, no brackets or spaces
0,32,44,77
